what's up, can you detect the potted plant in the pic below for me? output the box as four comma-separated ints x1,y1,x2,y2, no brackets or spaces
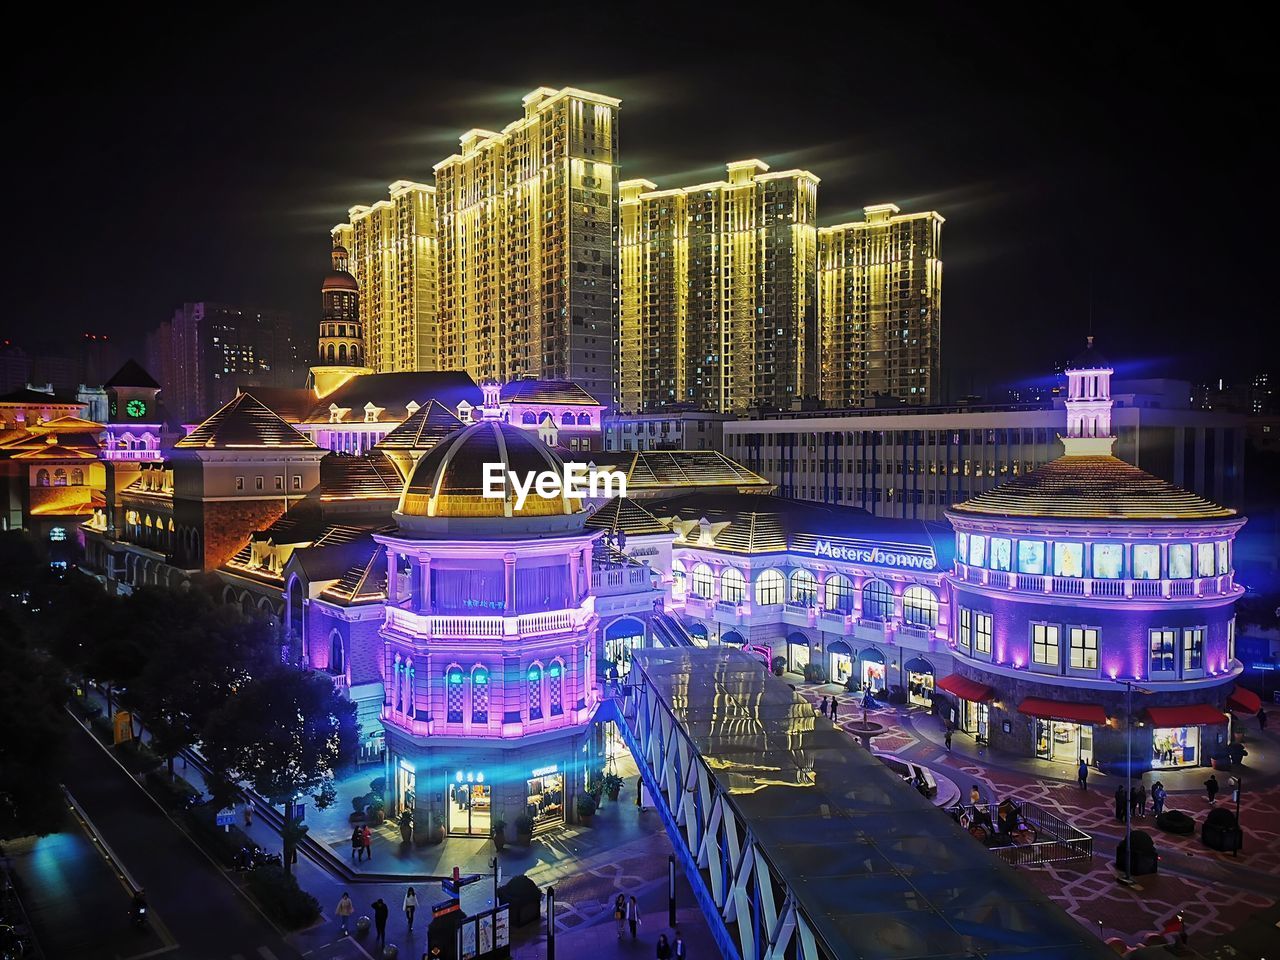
587,776,604,803
367,794,386,825
399,809,414,844
771,655,787,677
350,795,367,823
601,772,624,802
491,817,507,851
431,811,445,845
515,813,534,845
576,792,598,824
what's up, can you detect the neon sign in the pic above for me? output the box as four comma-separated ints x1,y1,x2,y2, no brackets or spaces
812,538,936,570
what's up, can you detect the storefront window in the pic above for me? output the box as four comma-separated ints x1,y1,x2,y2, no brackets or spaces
905,658,934,707
968,535,987,567
1153,727,1200,768
860,652,886,693
1133,544,1160,580
1036,720,1093,764
787,635,810,673
1197,543,1215,578
1054,542,1084,578
990,537,1012,571
1018,540,1045,575
721,568,746,604
828,642,853,684
789,569,817,605
1092,543,1123,579
1169,544,1192,579
449,772,491,836
526,768,565,833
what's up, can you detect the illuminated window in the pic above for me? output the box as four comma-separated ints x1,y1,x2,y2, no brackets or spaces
1092,544,1123,579
1149,629,1176,676
956,531,968,563
721,568,746,604
1216,541,1230,575
974,613,993,655
1133,544,1160,579
690,563,714,598
549,661,564,716
54,469,67,487
1031,623,1060,669
862,580,895,620
968,535,987,567
71,468,84,486
36,469,50,487
1068,627,1099,672
1018,540,1045,575
903,586,938,627
1168,544,1192,579
471,667,489,724
671,559,687,598
1182,628,1204,673
1196,543,1215,578
446,667,464,723
755,570,784,606
1053,542,1083,578
989,538,1012,571
789,569,817,605
958,608,972,651
824,574,855,613
528,665,543,721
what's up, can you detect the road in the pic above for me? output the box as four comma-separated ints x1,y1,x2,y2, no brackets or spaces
58,712,307,960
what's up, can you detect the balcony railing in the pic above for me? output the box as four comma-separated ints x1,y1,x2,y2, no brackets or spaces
956,563,1237,601
385,607,578,639
591,566,654,594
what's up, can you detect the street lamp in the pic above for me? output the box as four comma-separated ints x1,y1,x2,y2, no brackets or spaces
1114,678,1153,885
1230,775,1242,857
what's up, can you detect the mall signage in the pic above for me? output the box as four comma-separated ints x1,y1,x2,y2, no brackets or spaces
812,537,936,570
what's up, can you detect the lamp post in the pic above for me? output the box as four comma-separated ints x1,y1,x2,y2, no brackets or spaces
1115,679,1152,885
1231,775,1242,857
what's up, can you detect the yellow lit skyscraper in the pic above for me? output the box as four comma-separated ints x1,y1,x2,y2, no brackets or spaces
818,205,944,407
332,180,438,374
617,162,819,414
434,87,620,401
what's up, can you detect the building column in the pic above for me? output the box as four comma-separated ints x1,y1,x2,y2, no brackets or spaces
419,555,431,613
504,553,517,613
386,549,398,605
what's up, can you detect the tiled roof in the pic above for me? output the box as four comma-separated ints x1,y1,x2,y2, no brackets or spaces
176,394,318,450
303,372,481,424
574,450,772,493
949,455,1236,520
321,542,388,604
319,452,403,500
225,520,377,583
584,498,670,536
105,359,161,389
501,379,599,406
32,416,105,432
237,386,319,423
11,443,99,460
375,400,463,451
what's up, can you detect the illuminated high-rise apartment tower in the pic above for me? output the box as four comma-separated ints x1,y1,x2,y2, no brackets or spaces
617,162,819,414
332,180,438,374
434,87,620,402
818,205,944,407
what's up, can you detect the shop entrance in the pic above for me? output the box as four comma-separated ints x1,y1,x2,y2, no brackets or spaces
1035,720,1094,764
962,700,990,741
604,618,645,678
395,759,416,817
904,657,935,707
787,633,810,673
1153,726,1200,768
859,650,886,694
526,766,566,833
828,641,853,685
448,774,491,837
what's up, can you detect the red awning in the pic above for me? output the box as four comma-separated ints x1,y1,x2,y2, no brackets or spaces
1226,685,1262,714
936,674,994,702
1018,698,1108,726
1146,704,1229,727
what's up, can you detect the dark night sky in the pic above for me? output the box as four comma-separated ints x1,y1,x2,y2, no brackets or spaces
7,6,1273,396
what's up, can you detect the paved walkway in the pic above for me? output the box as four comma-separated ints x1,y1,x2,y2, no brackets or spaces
800,684,1280,955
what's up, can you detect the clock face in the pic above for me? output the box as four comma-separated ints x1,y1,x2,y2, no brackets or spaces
126,399,148,418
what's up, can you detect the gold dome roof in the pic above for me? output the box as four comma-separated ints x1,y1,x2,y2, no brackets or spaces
948,455,1236,521
399,420,582,519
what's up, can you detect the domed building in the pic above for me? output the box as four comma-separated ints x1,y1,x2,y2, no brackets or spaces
369,419,656,837
309,244,373,398
942,341,1252,770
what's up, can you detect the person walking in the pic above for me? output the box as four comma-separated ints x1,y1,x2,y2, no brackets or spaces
614,894,627,939
636,780,645,812
1077,760,1088,790
1205,773,1219,804
362,824,373,862
335,892,354,936
1151,781,1166,817
1134,782,1147,818
673,929,687,959
1114,783,1126,822
819,695,828,718
372,898,389,946
944,727,953,752
351,826,364,862
404,886,418,930
626,895,640,940
656,933,672,959
830,698,839,721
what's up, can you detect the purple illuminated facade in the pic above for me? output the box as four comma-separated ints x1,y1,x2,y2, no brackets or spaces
942,342,1250,769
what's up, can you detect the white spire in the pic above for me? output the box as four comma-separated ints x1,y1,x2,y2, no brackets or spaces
1062,336,1115,455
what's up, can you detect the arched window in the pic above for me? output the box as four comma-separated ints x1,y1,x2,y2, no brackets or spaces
522,411,537,425
326,344,336,364
36,469,50,487
902,586,939,628
755,569,785,606
790,570,817,605
471,666,489,724
690,563,714,598
824,574,855,612
721,568,746,604
862,580,895,620
549,660,564,716
671,559,687,598
404,658,416,720
577,412,591,425
53,468,68,486
393,655,404,713
352,346,361,365
446,666,464,723
329,631,345,674
527,664,544,721
561,412,574,426
338,343,347,364
71,468,84,485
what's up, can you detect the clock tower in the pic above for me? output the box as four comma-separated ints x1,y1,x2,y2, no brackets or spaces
103,360,163,462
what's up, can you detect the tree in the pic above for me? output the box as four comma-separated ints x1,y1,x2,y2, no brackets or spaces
0,613,68,840
202,665,358,872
